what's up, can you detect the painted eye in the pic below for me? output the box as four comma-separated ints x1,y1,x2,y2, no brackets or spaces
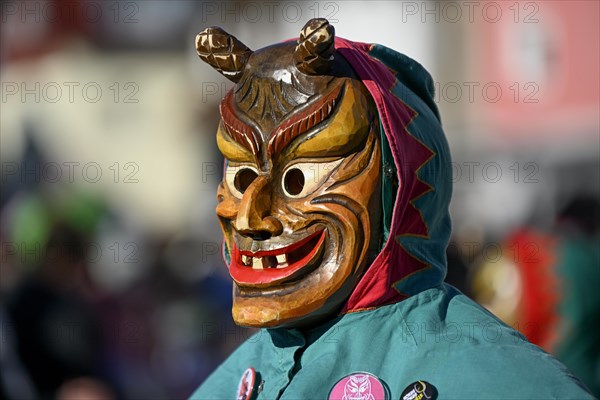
281,159,342,199
283,168,305,196
225,163,258,199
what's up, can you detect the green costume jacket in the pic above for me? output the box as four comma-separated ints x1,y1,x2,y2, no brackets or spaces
191,37,594,400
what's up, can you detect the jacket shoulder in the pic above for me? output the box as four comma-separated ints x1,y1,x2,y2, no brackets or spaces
386,287,595,399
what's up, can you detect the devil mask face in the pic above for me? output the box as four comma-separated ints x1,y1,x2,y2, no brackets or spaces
197,19,382,327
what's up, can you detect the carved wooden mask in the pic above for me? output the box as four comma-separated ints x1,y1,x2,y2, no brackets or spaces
196,19,382,327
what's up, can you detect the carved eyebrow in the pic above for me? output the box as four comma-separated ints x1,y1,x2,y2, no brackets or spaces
219,83,343,159
219,91,261,156
267,83,343,158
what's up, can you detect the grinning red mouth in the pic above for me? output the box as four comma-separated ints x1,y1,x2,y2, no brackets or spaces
229,229,326,287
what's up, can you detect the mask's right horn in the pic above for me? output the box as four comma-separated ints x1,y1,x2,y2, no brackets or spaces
294,18,335,75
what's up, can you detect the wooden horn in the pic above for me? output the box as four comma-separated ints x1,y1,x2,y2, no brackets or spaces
294,18,335,75
195,27,253,83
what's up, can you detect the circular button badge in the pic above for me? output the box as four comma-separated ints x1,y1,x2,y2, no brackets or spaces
236,367,256,400
400,380,437,400
328,372,389,400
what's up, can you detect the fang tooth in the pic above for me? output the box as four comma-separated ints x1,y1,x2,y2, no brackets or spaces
252,257,263,270
276,254,286,263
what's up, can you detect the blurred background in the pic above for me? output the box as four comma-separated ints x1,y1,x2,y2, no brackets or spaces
1,1,598,399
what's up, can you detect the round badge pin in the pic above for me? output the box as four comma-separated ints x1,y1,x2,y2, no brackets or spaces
400,380,437,400
236,367,257,400
328,372,390,400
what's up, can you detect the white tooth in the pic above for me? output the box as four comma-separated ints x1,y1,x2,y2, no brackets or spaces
252,257,263,270
276,254,286,264
242,255,251,266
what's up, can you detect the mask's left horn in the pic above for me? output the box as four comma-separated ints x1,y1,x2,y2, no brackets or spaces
195,27,253,83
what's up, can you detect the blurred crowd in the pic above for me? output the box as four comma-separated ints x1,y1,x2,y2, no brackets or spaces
1,185,250,399
1,1,598,399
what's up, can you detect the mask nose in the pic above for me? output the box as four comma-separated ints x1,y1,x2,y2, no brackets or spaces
234,175,283,240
